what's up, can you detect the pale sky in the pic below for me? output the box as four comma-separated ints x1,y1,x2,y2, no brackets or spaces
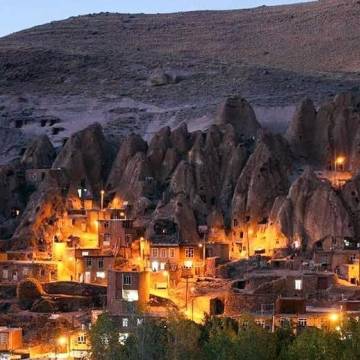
0,0,312,37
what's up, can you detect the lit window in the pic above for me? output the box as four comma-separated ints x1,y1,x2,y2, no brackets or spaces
151,248,158,258
161,248,168,258
123,274,131,285
122,290,139,302
185,248,194,258
2,269,8,279
77,334,87,344
103,234,111,246
118,333,129,345
82,251,89,256
122,318,129,327
169,248,175,258
152,261,159,272
295,279,303,290
96,271,106,279
160,262,166,270
137,318,143,326
184,260,193,268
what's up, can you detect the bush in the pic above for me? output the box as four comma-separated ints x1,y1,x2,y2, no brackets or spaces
31,298,56,313
16,278,45,309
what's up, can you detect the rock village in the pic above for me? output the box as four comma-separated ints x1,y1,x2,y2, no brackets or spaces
2,91,360,358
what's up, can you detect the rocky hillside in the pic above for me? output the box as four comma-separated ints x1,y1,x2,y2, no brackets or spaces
1,0,360,163
2,92,360,256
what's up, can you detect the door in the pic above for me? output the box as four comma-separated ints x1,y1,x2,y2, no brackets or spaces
85,271,91,283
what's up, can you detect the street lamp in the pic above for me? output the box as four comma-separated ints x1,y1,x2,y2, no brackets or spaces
163,270,170,296
100,190,105,211
57,335,70,359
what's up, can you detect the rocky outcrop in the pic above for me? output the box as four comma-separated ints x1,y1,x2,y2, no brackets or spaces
231,132,292,227
106,133,147,191
216,96,261,140
11,169,69,251
146,194,200,244
286,92,360,171
20,135,56,169
341,172,360,239
277,167,353,250
53,123,111,198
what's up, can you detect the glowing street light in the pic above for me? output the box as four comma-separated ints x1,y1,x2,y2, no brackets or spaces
100,189,105,210
329,312,339,322
57,336,67,346
335,156,345,166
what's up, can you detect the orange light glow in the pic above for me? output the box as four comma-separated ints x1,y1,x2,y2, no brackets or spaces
329,313,339,322
57,336,67,346
335,156,345,165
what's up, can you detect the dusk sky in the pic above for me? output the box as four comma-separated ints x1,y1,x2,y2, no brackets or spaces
0,0,311,37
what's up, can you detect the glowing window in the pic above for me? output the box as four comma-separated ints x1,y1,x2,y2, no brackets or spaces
123,274,131,285
96,271,106,279
295,279,302,290
122,318,129,327
152,261,159,272
122,290,139,302
185,248,194,258
77,334,87,344
184,260,193,268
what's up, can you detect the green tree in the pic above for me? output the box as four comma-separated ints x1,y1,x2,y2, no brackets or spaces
285,328,344,360
234,322,277,360
89,313,124,360
202,316,239,360
123,317,168,360
166,316,202,360
341,318,360,359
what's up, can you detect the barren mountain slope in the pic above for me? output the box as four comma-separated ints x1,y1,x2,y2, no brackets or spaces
0,0,360,162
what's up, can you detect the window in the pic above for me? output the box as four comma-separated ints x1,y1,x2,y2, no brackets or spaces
77,334,87,344
118,333,129,345
123,274,131,285
104,234,111,246
122,318,129,327
298,318,307,327
125,234,132,245
104,222,109,229
137,318,143,326
86,258,92,268
23,267,30,276
151,248,158,258
152,261,159,272
233,219,238,227
82,251,89,256
169,248,175,258
295,279,303,290
185,247,194,258
98,258,104,269
96,271,106,279
240,231,244,239
160,248,168,258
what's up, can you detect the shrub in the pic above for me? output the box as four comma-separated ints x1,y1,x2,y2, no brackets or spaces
16,278,45,309
31,298,56,313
